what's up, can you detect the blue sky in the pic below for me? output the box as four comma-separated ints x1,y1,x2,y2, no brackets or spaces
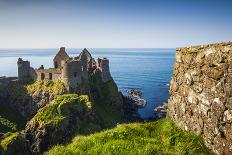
0,0,231,48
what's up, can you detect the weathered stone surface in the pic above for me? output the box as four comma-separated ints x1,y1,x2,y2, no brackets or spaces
167,42,232,155
226,97,232,109
206,67,223,80
223,110,232,123
170,79,178,94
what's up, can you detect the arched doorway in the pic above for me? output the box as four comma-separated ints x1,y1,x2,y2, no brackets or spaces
41,73,45,80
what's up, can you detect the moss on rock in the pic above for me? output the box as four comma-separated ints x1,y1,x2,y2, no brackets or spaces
27,80,66,97
0,80,67,119
25,94,101,154
30,94,92,126
0,132,30,155
90,75,123,128
0,104,26,134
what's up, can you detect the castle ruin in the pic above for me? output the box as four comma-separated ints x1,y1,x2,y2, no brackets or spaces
17,47,112,91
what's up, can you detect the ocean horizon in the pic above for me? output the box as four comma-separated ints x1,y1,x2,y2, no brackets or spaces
0,48,175,118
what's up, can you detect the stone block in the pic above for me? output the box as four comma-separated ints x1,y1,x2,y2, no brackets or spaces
167,42,232,155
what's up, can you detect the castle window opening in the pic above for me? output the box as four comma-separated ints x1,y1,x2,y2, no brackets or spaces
49,73,52,80
54,61,58,68
74,72,77,77
41,73,45,80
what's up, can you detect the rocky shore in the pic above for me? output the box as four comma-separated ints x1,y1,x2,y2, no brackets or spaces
153,102,168,119
127,88,147,107
121,95,143,122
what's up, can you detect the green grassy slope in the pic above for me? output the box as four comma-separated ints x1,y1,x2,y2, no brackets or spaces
27,80,66,96
90,75,123,128
30,94,92,126
47,119,210,155
0,132,30,155
0,104,26,134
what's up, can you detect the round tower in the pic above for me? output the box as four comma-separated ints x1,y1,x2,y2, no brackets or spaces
100,58,112,82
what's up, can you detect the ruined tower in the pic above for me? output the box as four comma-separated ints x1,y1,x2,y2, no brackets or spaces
53,47,70,68
98,58,112,82
17,58,32,83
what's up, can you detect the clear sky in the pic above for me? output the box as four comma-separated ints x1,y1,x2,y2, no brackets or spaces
0,0,232,48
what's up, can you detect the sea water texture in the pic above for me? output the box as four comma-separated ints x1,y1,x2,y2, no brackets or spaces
0,48,175,118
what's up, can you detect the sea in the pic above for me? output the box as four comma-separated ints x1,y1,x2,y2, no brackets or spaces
0,48,175,118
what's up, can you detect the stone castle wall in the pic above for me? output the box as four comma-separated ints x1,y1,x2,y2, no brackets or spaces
35,68,62,81
61,60,87,90
167,42,232,155
99,58,112,82
18,48,112,92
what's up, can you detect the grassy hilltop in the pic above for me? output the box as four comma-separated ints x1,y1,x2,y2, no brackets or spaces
47,119,210,155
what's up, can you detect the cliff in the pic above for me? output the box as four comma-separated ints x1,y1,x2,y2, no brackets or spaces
167,42,232,154
0,73,125,154
0,104,26,134
0,132,30,155
24,94,101,153
0,79,66,119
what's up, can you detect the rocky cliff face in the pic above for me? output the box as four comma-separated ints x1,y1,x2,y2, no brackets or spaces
0,79,66,119
167,42,232,155
0,132,30,155
24,94,100,154
0,72,126,154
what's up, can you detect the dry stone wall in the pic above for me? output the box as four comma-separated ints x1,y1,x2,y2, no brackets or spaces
167,42,232,155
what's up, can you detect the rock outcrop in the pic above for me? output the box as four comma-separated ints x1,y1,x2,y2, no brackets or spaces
0,132,31,155
167,42,232,155
24,94,101,154
0,79,66,119
0,48,138,155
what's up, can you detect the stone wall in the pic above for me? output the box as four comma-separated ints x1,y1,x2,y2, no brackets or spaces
17,48,112,93
97,58,112,82
17,58,32,83
53,47,70,68
167,42,232,155
61,60,87,91
35,68,62,81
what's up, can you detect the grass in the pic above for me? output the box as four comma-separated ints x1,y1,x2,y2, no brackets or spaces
27,80,66,96
0,104,26,134
31,94,92,126
4,81,29,102
0,132,29,155
47,119,211,155
94,102,122,128
0,132,19,151
90,75,123,128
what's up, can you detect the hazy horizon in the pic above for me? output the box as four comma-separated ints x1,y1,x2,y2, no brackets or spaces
0,0,232,48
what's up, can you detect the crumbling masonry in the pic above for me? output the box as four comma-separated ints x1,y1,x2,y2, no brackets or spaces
167,42,232,155
17,47,112,91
